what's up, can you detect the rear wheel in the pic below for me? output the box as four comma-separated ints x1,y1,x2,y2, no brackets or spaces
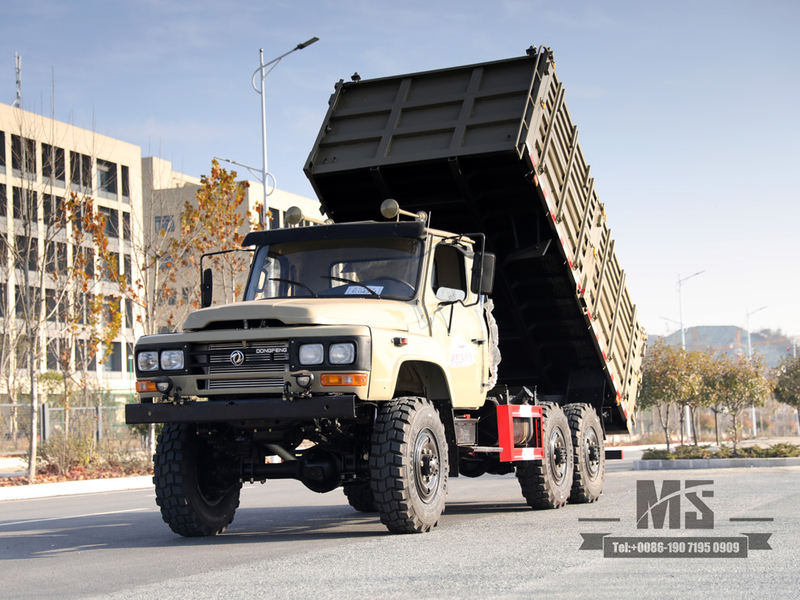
153,423,241,537
516,403,574,509
564,403,605,503
370,397,449,533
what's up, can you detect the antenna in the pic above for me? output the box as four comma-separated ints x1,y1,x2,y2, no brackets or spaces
12,52,21,108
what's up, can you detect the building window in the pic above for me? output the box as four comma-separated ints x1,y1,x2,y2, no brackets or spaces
12,187,37,221
45,241,68,274
0,183,6,217
43,194,66,228
155,215,175,233
78,339,97,372
70,152,92,189
121,165,130,201
102,253,120,282
11,135,36,175
78,246,95,279
97,159,117,199
15,236,38,271
125,298,134,329
124,254,132,286
42,144,66,184
47,338,61,371
99,206,119,238
45,288,66,323
122,211,131,241
0,130,5,172
15,286,40,319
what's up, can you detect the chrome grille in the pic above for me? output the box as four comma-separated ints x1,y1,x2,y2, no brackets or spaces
207,377,284,390
191,341,289,390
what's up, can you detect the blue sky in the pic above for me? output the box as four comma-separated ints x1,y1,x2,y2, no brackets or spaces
2,0,799,341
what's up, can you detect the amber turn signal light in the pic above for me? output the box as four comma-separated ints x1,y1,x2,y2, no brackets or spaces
320,373,368,387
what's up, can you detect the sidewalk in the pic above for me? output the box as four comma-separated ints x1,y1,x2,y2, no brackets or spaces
0,456,152,502
0,475,153,501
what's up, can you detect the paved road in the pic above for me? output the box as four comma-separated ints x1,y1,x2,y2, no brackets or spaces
2,466,798,599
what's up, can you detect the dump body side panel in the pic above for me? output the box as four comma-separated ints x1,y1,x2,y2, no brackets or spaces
304,50,644,432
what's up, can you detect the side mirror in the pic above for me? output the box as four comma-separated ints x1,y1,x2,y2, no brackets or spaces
201,268,213,308
470,252,496,296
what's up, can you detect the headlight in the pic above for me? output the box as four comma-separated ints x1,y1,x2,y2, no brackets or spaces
298,343,324,365
138,351,159,372
329,343,355,365
160,350,185,370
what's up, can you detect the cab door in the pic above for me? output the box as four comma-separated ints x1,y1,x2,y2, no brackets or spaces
425,242,490,408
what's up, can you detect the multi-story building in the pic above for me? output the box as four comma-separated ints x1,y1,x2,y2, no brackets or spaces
1,106,320,405
0,103,142,404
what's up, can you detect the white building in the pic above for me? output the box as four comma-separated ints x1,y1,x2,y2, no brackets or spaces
0,106,320,405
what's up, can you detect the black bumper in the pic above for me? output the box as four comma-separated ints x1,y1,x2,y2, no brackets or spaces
125,395,357,425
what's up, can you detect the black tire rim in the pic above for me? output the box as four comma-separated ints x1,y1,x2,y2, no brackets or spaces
549,426,568,485
413,427,441,503
585,426,601,480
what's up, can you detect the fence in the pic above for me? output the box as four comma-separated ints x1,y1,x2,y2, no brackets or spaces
1,404,142,454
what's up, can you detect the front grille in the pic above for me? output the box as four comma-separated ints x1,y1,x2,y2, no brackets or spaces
191,341,289,390
207,377,284,390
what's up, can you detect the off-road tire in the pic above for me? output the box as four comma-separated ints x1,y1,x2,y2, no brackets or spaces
342,481,376,512
153,423,241,537
516,403,574,509
370,397,449,533
564,403,605,503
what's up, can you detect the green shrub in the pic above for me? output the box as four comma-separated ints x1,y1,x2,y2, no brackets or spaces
641,443,800,460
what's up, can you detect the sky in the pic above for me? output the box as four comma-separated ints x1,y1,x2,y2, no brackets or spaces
1,0,799,340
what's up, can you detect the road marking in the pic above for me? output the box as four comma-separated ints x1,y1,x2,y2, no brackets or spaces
0,507,155,528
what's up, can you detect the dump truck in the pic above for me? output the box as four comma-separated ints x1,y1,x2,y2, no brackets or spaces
126,46,646,536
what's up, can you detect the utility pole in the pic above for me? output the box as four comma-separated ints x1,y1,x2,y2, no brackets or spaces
251,37,318,227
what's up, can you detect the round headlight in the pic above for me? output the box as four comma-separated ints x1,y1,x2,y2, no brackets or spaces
160,350,185,370
298,343,324,365
138,351,159,372
329,343,355,365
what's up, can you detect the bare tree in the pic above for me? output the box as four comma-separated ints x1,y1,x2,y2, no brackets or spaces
4,109,131,480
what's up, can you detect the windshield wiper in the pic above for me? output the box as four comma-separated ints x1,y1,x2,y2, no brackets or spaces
321,275,380,297
268,278,318,297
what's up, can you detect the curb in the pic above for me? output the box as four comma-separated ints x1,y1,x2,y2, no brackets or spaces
0,476,153,501
633,457,800,471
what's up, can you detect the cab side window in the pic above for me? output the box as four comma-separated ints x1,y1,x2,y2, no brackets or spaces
432,244,467,302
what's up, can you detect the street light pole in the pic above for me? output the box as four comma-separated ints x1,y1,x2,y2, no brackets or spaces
251,37,319,228
677,270,704,443
745,305,767,439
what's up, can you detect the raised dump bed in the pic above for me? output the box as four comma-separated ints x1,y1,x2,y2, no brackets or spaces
304,47,645,432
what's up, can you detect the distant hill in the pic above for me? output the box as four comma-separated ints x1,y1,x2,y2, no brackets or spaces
657,325,795,368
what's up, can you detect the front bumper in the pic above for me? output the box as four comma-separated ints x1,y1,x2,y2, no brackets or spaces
125,395,357,425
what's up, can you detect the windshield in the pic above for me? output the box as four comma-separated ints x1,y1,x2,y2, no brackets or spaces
245,236,422,301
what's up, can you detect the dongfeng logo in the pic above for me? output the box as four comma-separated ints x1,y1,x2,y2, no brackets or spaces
230,350,245,366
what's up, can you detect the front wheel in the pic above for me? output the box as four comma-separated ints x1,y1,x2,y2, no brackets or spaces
370,397,449,533
153,423,241,537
